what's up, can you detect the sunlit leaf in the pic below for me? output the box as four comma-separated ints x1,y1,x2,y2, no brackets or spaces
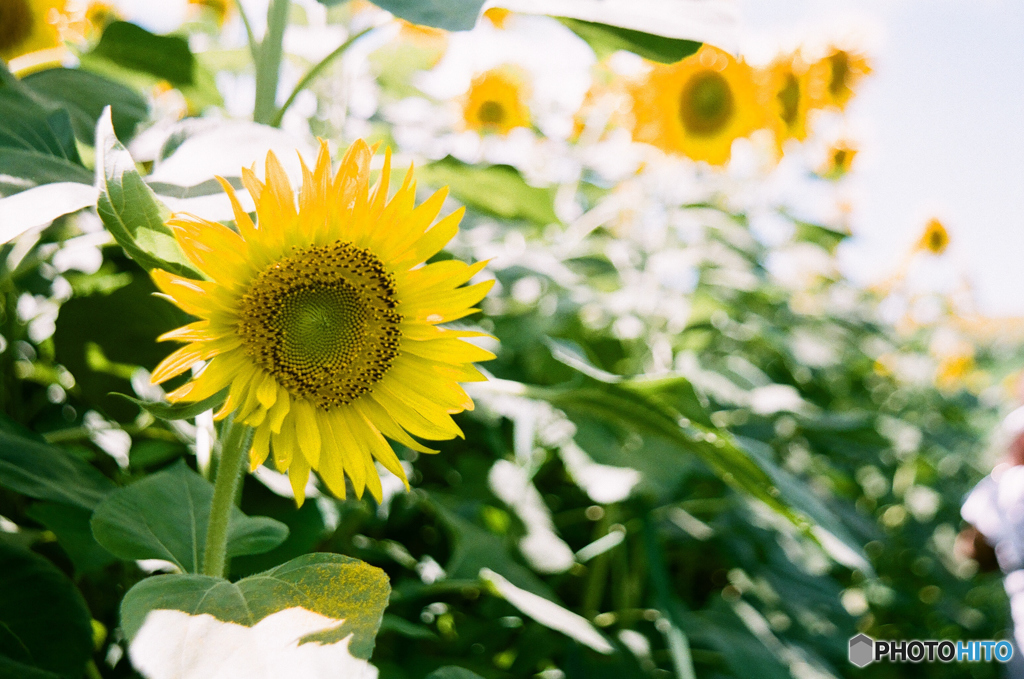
120,553,391,661
94,108,203,279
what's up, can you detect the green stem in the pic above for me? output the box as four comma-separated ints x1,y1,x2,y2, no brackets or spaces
642,516,697,679
269,26,373,127
253,0,290,125
202,417,253,577
234,0,260,65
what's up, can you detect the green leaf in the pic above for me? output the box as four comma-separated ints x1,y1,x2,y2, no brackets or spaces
792,218,849,254
0,542,94,679
120,553,391,659
94,108,203,279
532,377,810,532
52,273,191,422
557,18,700,64
0,430,115,510
365,0,486,31
112,388,229,421
22,68,149,143
418,157,559,226
88,21,196,86
0,150,92,193
25,503,117,574
427,668,487,679
90,460,289,573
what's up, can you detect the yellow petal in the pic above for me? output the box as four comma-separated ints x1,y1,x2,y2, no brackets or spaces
292,399,322,469
249,425,272,471
288,448,312,507
314,409,348,500
354,397,438,455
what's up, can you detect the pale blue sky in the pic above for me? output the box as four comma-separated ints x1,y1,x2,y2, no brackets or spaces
739,0,1024,316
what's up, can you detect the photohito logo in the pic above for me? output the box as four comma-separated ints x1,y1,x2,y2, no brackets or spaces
848,634,1014,667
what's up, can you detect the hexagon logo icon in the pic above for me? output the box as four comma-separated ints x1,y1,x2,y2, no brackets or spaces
849,634,874,668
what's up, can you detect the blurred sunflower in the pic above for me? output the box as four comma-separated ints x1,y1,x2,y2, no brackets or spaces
189,0,231,25
917,218,950,255
483,7,511,28
808,46,872,111
462,66,531,135
630,45,762,166
150,140,495,505
761,52,812,154
0,0,68,65
819,140,857,179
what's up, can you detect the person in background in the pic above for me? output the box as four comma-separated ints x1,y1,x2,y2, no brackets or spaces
959,406,1024,678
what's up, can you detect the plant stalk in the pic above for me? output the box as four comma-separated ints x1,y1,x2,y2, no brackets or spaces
253,0,291,124
270,26,372,127
202,417,253,577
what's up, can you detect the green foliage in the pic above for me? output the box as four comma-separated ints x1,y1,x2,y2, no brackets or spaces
0,542,94,679
557,18,701,64
427,667,487,679
120,553,391,658
419,158,559,226
363,0,488,31
94,111,202,279
21,68,149,144
91,460,288,573
0,429,115,510
87,22,196,87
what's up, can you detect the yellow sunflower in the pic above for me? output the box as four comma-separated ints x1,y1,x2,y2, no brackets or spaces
462,66,531,135
819,140,857,179
0,0,67,64
483,7,511,29
150,140,495,505
917,218,949,255
807,46,872,111
760,52,812,154
630,45,763,166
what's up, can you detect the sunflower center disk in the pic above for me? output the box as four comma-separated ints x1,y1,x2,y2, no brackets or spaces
238,241,402,408
777,73,801,127
679,70,734,137
0,0,34,54
478,100,507,125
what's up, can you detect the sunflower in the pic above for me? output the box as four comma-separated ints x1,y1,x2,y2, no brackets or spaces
462,66,531,135
630,45,762,166
917,218,949,255
483,7,511,29
150,140,495,505
819,140,857,179
760,52,812,154
0,0,66,63
807,47,872,111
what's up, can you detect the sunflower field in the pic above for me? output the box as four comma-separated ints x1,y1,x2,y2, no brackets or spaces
0,1,1020,678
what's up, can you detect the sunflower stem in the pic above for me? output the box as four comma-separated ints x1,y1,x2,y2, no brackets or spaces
253,0,290,125
269,26,373,127
202,416,254,578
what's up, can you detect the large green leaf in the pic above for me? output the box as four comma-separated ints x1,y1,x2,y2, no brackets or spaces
0,430,115,510
0,542,94,679
22,68,149,143
94,109,202,279
87,21,196,86
531,376,811,532
25,503,117,574
557,18,700,63
91,460,289,573
120,553,390,659
362,0,487,31
418,157,559,226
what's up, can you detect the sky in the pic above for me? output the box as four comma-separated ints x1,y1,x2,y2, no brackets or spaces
737,0,1024,316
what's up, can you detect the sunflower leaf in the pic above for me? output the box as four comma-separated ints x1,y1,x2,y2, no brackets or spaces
22,67,149,143
119,554,390,665
426,668,487,679
418,157,559,226
112,388,229,421
556,17,700,64
90,460,289,573
0,429,115,511
0,542,95,679
360,0,487,31
94,108,204,280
